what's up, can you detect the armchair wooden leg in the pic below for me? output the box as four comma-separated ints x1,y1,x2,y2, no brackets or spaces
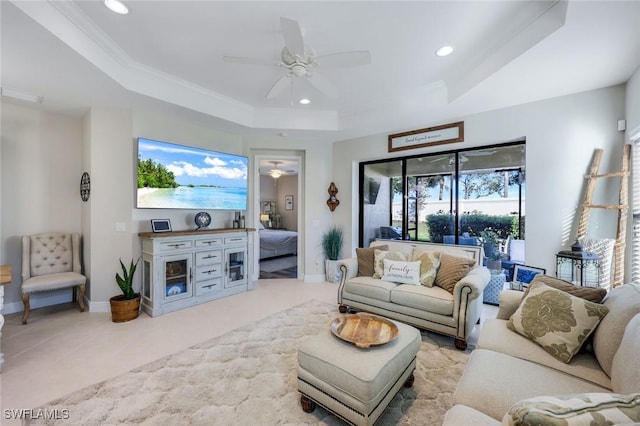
77,284,86,312
21,293,31,324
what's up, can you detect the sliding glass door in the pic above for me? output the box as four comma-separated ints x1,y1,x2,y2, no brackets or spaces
359,142,525,249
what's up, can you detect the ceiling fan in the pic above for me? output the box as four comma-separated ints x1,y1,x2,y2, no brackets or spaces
223,17,371,100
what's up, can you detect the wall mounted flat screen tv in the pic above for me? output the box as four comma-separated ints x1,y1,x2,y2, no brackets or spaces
136,138,248,210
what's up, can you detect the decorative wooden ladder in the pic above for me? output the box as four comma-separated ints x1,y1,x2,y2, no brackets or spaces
576,145,631,288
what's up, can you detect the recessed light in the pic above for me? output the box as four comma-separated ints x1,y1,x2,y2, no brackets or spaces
0,87,44,104
104,0,129,15
436,45,454,57
299,98,311,105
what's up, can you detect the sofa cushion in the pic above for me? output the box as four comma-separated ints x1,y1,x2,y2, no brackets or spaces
503,393,640,426
390,284,454,316
478,319,611,389
592,283,640,377
412,250,440,287
343,276,397,302
381,259,421,285
507,282,609,363
443,405,501,426
611,314,640,394
434,253,476,293
453,349,610,421
524,274,607,303
372,250,409,279
355,245,388,277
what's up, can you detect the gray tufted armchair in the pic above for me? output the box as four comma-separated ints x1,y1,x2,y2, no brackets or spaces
21,232,86,324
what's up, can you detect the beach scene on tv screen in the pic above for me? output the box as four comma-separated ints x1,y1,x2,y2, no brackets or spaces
137,138,248,210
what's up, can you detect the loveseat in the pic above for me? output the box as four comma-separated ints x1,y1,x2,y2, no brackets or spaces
444,277,640,425
337,239,490,350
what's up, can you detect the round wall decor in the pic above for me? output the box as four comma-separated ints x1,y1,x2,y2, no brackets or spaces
80,172,91,202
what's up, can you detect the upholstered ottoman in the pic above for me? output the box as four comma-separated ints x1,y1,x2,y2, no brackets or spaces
297,317,421,426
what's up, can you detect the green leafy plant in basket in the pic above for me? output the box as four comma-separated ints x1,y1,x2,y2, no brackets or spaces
115,258,140,300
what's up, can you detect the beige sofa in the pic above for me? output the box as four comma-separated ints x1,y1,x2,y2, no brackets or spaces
444,282,640,425
337,239,490,350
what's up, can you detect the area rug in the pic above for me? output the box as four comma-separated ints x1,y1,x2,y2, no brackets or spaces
33,300,472,425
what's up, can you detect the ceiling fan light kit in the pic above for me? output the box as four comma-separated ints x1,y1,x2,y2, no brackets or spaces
223,17,371,102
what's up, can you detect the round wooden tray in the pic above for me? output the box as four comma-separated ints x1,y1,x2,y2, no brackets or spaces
330,313,398,348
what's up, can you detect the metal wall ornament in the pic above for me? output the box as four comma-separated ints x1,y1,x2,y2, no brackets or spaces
327,182,340,211
80,172,91,201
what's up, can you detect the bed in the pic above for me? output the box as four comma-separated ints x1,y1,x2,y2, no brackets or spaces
259,224,298,260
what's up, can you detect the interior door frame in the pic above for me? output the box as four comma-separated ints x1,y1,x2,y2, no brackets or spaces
253,153,303,280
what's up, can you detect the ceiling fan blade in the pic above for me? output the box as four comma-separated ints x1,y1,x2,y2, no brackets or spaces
280,17,305,57
316,51,371,68
223,56,280,67
307,72,339,98
265,75,291,99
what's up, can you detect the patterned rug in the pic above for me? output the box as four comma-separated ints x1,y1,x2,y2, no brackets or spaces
33,301,471,425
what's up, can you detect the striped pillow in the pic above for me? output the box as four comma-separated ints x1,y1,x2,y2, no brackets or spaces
434,253,475,293
503,393,640,426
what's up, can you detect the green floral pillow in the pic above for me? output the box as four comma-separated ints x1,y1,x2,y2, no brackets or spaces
503,393,640,426
412,250,441,287
507,282,609,363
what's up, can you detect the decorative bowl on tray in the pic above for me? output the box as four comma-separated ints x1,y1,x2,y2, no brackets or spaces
330,313,399,348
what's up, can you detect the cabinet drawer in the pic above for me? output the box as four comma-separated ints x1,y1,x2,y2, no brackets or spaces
195,238,222,248
195,264,223,281
195,250,222,265
195,278,222,296
224,236,247,245
158,240,193,251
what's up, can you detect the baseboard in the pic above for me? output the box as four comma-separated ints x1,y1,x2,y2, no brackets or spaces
88,300,110,313
303,274,326,283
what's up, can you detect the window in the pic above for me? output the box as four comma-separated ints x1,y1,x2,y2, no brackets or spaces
359,142,526,251
632,130,640,281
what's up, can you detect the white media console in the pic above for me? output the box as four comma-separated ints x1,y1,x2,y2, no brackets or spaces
138,228,255,317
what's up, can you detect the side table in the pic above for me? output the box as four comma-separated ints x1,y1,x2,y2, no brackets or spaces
483,272,506,305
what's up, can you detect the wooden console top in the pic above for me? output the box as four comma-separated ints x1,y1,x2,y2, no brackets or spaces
138,228,256,239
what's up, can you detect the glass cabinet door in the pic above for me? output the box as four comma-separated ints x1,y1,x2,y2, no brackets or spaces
225,247,246,287
163,254,192,300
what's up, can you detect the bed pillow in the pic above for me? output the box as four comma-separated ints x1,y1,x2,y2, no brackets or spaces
503,393,640,426
258,222,265,230
412,250,441,287
355,245,388,277
381,259,421,285
434,253,475,293
507,282,609,363
373,250,409,279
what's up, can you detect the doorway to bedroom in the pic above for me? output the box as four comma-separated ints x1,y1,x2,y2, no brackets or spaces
256,155,301,279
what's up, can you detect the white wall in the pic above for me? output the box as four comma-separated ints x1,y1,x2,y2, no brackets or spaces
1,103,83,312
626,65,640,135
333,85,628,280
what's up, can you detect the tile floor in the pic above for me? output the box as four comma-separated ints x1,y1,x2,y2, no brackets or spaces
1,278,497,421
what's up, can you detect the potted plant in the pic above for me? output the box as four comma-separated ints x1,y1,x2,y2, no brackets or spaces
109,258,141,323
322,226,344,283
480,230,503,271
